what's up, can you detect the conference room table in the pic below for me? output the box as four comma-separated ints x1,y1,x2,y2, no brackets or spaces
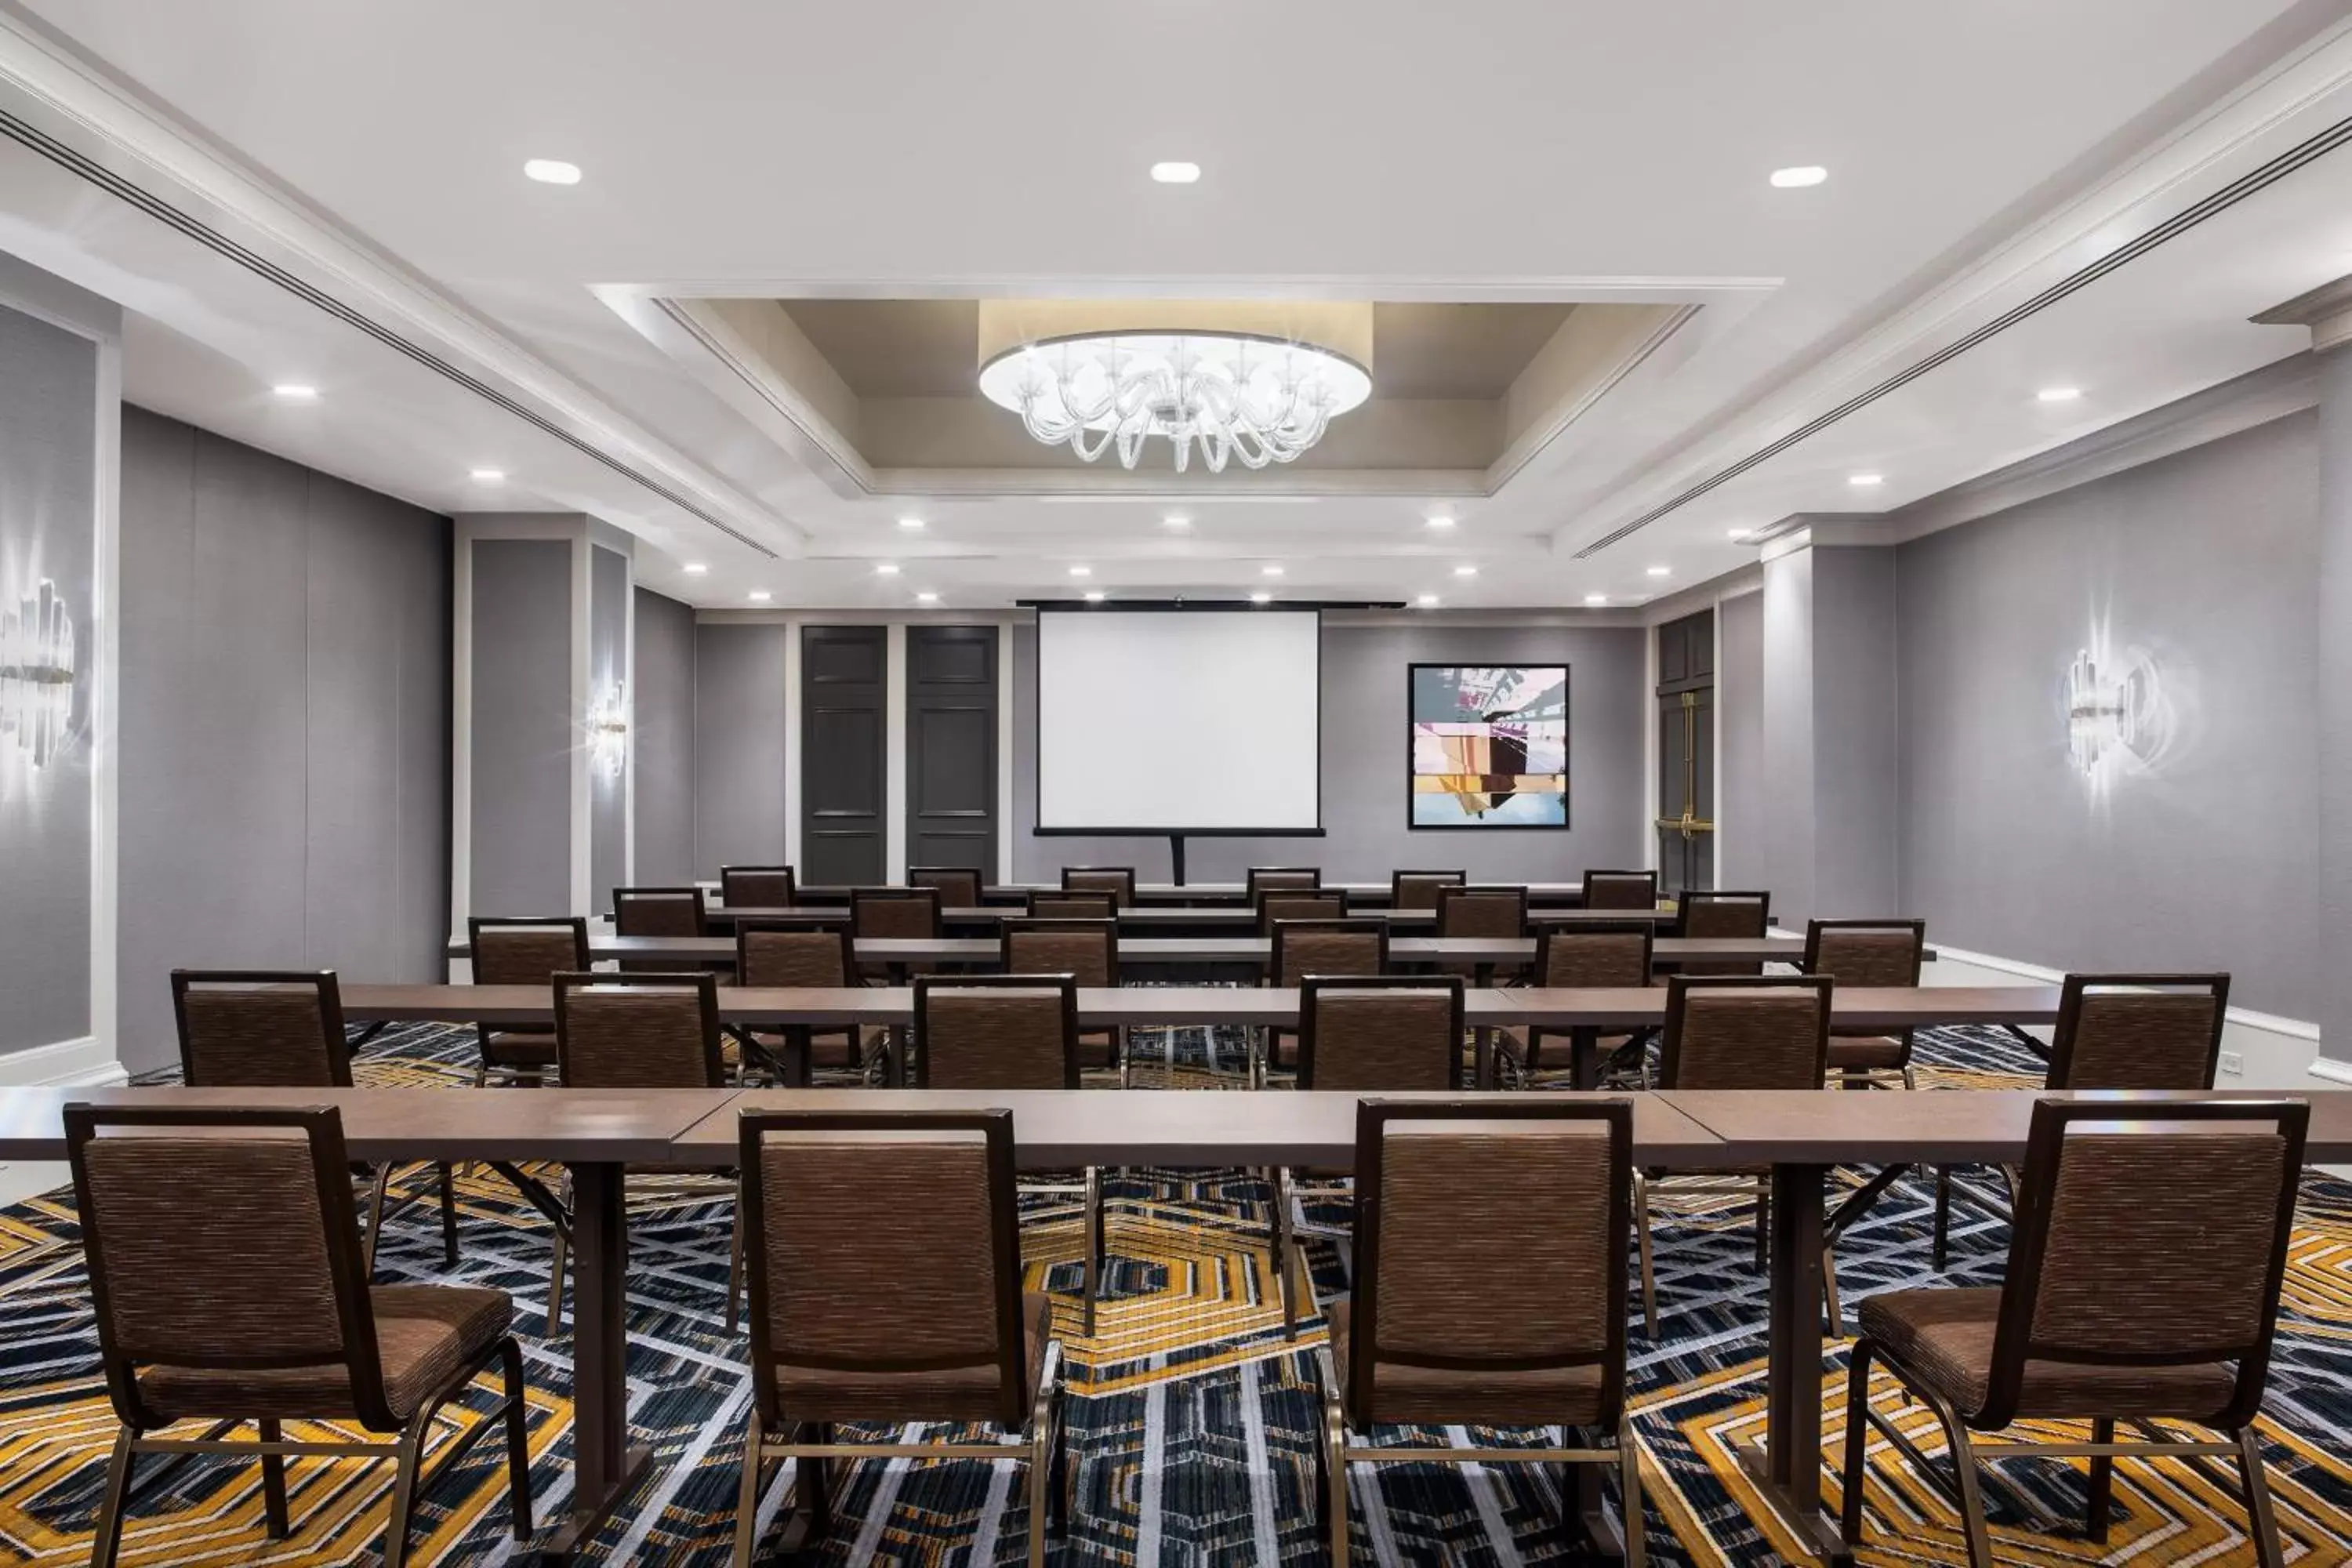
698,904,1690,933
5,1079,2341,1566
782,880,1601,909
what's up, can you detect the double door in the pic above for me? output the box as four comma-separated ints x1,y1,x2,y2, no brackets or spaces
1654,611,1714,898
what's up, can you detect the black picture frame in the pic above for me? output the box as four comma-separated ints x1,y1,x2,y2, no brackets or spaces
1406,662,1571,831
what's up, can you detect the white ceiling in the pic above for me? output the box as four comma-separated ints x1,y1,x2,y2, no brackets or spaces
3,0,2352,611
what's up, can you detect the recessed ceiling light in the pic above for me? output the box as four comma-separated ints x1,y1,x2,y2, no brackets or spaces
747,590,772,602
1250,591,1272,604
682,563,708,575
469,467,506,483
2038,386,2083,403
1453,564,1478,578
1416,593,1439,608
916,590,940,604
271,383,318,400
1069,565,1091,578
1769,165,1828,188
523,158,582,186
898,516,926,531
1261,564,1285,577
1425,514,1457,531
1163,514,1191,529
1150,161,1201,184
875,562,901,576
1083,590,1106,604
1646,564,1671,577
1728,527,1751,541
1848,473,1885,488
1584,593,1609,605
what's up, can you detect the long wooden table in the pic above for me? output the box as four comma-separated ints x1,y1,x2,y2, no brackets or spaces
702,904,1688,931
779,880,1602,909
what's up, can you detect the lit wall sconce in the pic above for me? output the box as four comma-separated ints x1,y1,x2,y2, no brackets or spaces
587,681,628,777
0,579,77,769
2065,641,2165,796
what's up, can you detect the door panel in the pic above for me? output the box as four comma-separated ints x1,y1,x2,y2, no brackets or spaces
1655,611,1716,898
800,626,887,886
906,625,998,873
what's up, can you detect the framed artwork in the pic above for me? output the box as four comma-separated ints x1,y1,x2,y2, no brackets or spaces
1407,664,1569,828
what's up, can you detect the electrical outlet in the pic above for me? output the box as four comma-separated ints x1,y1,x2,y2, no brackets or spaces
2218,1051,2244,1077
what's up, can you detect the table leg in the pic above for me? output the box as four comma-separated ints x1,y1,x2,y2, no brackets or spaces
539,1162,649,1562
1472,1026,1494,1089
1571,1026,1600,1091
1734,1163,1852,1564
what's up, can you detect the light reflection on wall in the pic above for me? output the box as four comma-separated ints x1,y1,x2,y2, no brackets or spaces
2063,614,2172,803
586,681,628,778
0,578,75,771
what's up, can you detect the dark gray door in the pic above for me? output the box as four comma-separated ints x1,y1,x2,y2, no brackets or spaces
800,626,886,886
906,626,999,874
1655,610,1715,898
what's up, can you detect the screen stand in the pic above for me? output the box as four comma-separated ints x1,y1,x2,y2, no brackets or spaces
1168,833,1187,887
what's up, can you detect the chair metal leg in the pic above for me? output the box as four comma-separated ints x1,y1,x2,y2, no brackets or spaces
1634,1171,1657,1338
499,1337,535,1541
1025,1414,1053,1568
1323,1390,1350,1566
380,1422,426,1568
2238,1425,2286,1568
801,1423,834,1536
1619,1435,1646,1568
1932,1398,1997,1568
1083,1166,1104,1338
725,1195,744,1335
89,1427,136,1568
362,1165,393,1276
437,1163,459,1268
1932,1167,1953,1270
1839,1339,1875,1546
1752,1175,1770,1275
258,1418,290,1537
1276,1167,1298,1338
2085,1416,2114,1542
731,1409,766,1568
546,1170,572,1333
1823,1243,1843,1338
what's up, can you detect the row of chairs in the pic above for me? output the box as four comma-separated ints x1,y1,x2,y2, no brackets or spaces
695,863,1671,912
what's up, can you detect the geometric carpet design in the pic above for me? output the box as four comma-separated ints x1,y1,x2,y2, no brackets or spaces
0,1021,2343,1564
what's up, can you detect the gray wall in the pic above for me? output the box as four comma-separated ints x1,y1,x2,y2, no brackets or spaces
1811,546,1900,916
2319,353,2352,1061
1897,410,2319,1019
119,406,450,1072
633,587,697,884
586,543,628,902
0,299,98,1055
1010,619,1647,882
1715,590,1765,888
467,539,572,917
695,621,788,877
1761,550,1817,922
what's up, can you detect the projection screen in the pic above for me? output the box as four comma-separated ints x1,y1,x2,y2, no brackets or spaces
1036,610,1321,832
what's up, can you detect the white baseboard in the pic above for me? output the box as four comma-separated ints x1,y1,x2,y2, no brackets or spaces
0,1034,125,1089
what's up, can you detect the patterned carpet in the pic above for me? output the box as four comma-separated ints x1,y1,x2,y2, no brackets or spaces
0,1022,2346,1566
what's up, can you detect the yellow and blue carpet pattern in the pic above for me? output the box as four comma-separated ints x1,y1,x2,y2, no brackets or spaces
0,1022,2344,1564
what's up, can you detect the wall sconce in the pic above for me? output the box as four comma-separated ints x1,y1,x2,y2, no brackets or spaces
0,579,77,769
587,681,628,778
2065,640,2165,796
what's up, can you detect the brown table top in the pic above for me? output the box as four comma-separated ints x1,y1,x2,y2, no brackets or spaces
0,1085,735,1163
1495,984,2056,1029
450,934,1824,967
673,1087,1728,1170
707,904,1690,930
1663,1087,2352,1164
781,881,1599,906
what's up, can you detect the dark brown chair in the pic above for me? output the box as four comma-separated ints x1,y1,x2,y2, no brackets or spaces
67,1105,532,1568
466,916,590,1084
1802,918,1927,1088
1436,884,1531,982
730,1108,1063,1567
913,975,1104,1332
735,918,867,1084
1674,889,1773,975
547,972,742,1331
1388,869,1465,912
1513,922,1655,1076
170,970,454,1271
1025,888,1117,919
1637,975,1835,1336
1931,973,2230,1268
1000,917,1123,1077
1255,887,1347,935
1320,1098,1642,1566
613,885,712,975
1254,919,1392,1083
1060,866,1136,908
1247,866,1323,898
849,886,944,984
1581,869,1658,911
1842,1098,2307,1568
720,865,797,910
1272,976,1466,1339
909,866,985,907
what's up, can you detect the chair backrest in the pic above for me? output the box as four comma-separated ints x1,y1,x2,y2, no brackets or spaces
1437,884,1528,939
913,975,1080,1091
1581,869,1658,911
469,916,591,988
851,886,942,940
720,865,797,909
908,866,983,907
1534,924,1653,989
1675,890,1771,976
1298,975,1465,1092
170,971,351,1088
1657,975,1833,1091
553,971,725,1089
738,1108,1030,1429
1272,919,1392,989
613,885,708,937
1025,888,1116,920
67,1104,395,1432
2045,974,2229,1091
1347,1098,1629,1432
1802,918,1925,988
1060,866,1135,908
735,918,855,989
1257,888,1348,935
1979,1098,2307,1428
1247,866,1322,898
1389,869,1466,912
999,918,1118,989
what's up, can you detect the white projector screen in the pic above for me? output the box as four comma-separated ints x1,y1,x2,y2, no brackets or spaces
1036,610,1322,832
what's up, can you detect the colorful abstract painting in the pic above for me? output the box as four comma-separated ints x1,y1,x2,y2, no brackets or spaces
1408,663,1569,827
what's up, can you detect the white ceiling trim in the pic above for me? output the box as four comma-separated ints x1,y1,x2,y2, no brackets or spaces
0,4,804,556
628,274,1785,305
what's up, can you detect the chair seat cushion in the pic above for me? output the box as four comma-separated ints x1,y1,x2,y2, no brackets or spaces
483,1029,558,1068
770,1290,1054,1425
1329,1298,1606,1427
1827,1035,1907,1069
139,1284,512,1425
1859,1287,2238,1422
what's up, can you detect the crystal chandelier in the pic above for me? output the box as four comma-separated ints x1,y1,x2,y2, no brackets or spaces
976,332,1372,473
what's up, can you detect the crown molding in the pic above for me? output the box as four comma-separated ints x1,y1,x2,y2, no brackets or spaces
2252,271,2352,350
